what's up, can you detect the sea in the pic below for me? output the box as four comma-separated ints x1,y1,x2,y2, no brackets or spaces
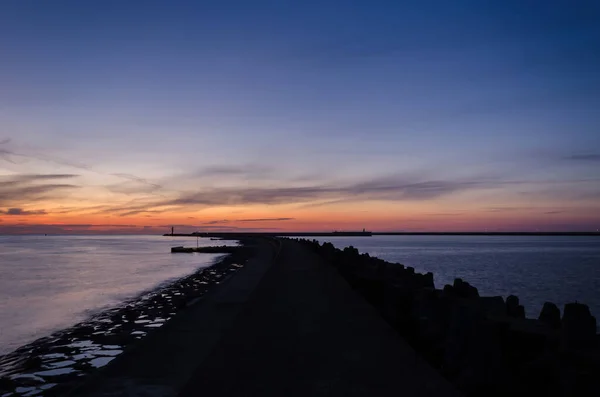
0,235,235,356
0,235,598,357
315,235,600,323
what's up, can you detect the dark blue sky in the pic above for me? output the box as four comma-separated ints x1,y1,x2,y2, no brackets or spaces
1,0,599,231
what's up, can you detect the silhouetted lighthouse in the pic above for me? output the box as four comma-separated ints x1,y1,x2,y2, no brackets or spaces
171,226,174,236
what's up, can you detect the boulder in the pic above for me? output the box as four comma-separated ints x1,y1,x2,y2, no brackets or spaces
538,302,561,329
453,278,479,299
443,303,505,393
506,295,525,318
0,376,15,392
479,296,506,317
562,302,597,349
443,284,455,297
423,272,435,288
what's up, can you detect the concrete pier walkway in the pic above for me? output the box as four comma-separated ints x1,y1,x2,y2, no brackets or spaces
70,238,460,396
179,238,460,396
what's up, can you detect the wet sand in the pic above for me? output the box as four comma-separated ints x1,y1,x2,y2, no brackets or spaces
0,242,253,397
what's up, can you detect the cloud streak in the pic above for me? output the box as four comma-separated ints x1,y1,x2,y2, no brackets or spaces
238,217,294,222
563,153,600,162
0,223,150,235
194,164,271,177
161,175,488,209
0,208,47,216
1,139,163,195
0,174,80,207
110,173,162,190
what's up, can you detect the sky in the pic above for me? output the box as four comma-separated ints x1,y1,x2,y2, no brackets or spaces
1,0,599,234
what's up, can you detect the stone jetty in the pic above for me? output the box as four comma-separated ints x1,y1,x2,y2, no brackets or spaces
299,239,599,396
55,237,460,397
2,237,596,396
170,245,244,254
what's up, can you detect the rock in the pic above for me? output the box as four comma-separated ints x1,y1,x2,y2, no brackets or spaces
538,302,561,329
71,325,94,337
465,284,479,298
562,302,597,349
517,352,561,397
443,284,455,297
506,295,525,318
453,278,479,299
444,303,505,393
423,272,434,288
384,264,405,280
23,356,43,371
98,332,133,346
479,296,506,317
0,376,16,392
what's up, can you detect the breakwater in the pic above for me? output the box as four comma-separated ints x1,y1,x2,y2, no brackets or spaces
170,245,245,254
298,238,599,396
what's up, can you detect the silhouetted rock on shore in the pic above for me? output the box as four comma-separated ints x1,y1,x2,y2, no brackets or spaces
506,295,526,318
562,302,597,349
296,238,600,397
539,302,561,329
171,245,243,254
453,278,479,299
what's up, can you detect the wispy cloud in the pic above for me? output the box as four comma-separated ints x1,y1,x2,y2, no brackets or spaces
94,199,172,217
159,224,285,232
52,205,112,214
0,223,147,235
238,217,294,222
195,164,271,177
485,206,571,214
119,209,166,217
104,181,162,196
485,206,527,212
0,139,90,169
203,219,231,225
424,212,466,216
161,175,487,208
110,173,162,190
0,174,80,207
562,153,600,162
0,208,47,215
0,139,162,195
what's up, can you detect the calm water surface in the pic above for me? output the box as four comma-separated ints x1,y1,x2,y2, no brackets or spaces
316,236,600,320
0,235,233,355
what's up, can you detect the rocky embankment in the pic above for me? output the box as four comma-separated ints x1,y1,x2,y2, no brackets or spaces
0,247,251,397
298,239,599,397
170,245,243,254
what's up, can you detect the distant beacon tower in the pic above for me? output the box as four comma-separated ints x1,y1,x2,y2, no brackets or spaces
171,226,174,236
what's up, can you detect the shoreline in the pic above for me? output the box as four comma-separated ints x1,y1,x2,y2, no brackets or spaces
0,242,252,397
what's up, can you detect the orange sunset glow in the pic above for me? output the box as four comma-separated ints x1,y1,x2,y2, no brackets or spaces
1,0,600,234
